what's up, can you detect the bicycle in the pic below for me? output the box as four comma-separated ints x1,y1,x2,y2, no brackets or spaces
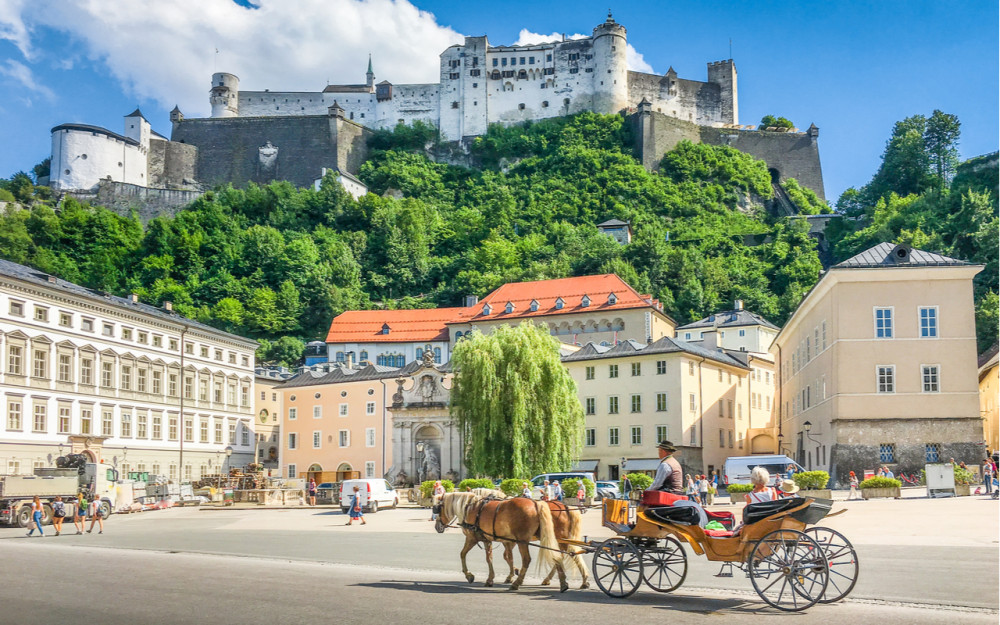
897,472,921,486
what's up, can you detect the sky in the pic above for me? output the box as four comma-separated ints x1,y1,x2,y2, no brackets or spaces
0,0,996,203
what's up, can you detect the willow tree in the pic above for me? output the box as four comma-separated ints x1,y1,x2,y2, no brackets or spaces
450,322,584,478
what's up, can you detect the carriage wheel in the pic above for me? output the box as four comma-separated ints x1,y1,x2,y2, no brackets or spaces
804,527,859,603
748,529,829,612
592,537,642,598
640,537,687,593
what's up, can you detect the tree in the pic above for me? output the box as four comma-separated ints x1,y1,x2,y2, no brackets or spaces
450,322,584,478
924,110,961,183
759,115,794,130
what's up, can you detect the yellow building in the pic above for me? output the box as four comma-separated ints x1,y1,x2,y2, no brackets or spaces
979,345,999,455
254,367,293,475
772,243,984,485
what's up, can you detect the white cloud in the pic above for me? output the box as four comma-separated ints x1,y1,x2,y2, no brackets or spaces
513,29,655,74
0,59,54,101
6,0,463,116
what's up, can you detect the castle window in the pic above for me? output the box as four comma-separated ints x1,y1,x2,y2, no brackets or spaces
81,154,87,160
519,57,525,65
541,83,546,89
542,101,548,107
451,101,459,109
518,103,525,110
64,169,70,175
118,162,122,167
482,304,492,316
449,59,460,68
568,53,580,61
349,112,354,119
501,58,507,66
530,300,539,312
543,67,555,75
529,57,535,64
569,68,579,74
505,302,515,314
563,98,570,107
472,83,478,88
491,70,500,80
555,298,565,310
472,57,478,67
581,295,591,307
502,71,514,78
608,293,618,305
449,72,460,79
360,113,365,118
517,70,527,80
493,58,498,67
547,54,552,62
585,68,593,73
470,69,481,77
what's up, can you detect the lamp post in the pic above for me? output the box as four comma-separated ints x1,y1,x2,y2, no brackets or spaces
223,446,233,487
777,432,785,456
416,442,425,483
216,450,222,488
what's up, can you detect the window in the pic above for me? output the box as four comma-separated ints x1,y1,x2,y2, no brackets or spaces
138,331,148,344
719,429,725,447
118,411,132,437
874,307,893,338
656,360,666,375
288,433,297,450
58,354,72,382
313,431,322,448
877,365,895,393
339,403,348,417
34,306,48,322
608,396,619,414
313,406,322,419
288,407,297,420
366,401,376,415
630,394,641,413
229,422,237,444
152,335,162,348
688,362,695,376
122,328,133,341
214,419,223,443
228,353,236,364
137,413,147,438
631,362,641,376
585,398,595,415
656,425,669,443
339,430,350,447
120,365,131,390
6,400,21,430
728,430,734,448
200,346,208,358
9,300,24,316
137,369,147,393
287,464,296,479
689,393,696,411
878,443,895,463
656,393,667,412
718,400,724,418
7,345,23,375
585,366,595,380
608,427,620,446
727,400,733,418
821,321,827,349
152,371,162,394
169,338,179,351
609,364,618,378
925,443,940,463
922,365,940,393
920,307,938,338
214,382,223,403
152,414,162,439
365,461,376,478
365,428,376,447
585,428,596,446
101,362,113,388
198,380,208,401
33,349,48,379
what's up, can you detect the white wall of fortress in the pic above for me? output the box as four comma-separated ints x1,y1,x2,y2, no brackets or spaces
50,128,149,192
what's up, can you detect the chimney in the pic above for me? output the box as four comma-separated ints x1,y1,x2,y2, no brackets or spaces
701,328,720,349
130,293,139,304
464,295,479,307
734,299,744,311
163,301,173,312
46,274,57,284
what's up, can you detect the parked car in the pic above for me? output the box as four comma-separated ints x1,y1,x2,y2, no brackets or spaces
339,479,399,514
528,472,596,499
315,482,336,504
595,480,621,500
722,455,804,486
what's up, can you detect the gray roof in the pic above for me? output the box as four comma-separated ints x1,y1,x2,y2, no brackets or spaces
336,169,366,186
677,308,780,332
276,360,451,389
50,123,138,146
0,258,256,346
562,336,749,370
834,242,969,269
597,219,630,228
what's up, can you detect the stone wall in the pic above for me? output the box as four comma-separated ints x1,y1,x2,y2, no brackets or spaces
148,139,198,189
67,180,203,222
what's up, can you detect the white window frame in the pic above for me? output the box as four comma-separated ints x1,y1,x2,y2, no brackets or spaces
584,428,596,447
608,427,620,446
339,403,348,417
876,365,895,394
366,401,376,415
288,407,297,420
288,433,297,450
313,405,322,419
287,464,297,479
365,427,376,447
689,393,696,411
656,392,667,412
339,429,350,447
918,306,939,339
630,425,642,446
313,431,322,449
656,425,669,443
921,364,940,393
365,461,376,478
873,306,894,339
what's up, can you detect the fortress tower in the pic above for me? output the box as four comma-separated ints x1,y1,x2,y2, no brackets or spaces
591,12,629,114
707,60,738,125
210,72,240,118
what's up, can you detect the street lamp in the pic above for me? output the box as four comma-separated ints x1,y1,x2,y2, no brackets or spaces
777,432,785,455
223,446,233,485
803,420,820,444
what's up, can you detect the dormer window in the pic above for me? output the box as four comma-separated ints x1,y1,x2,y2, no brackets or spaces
555,298,565,310
530,300,539,312
505,302,515,314
608,293,618,305
581,295,591,308
482,304,492,316
381,323,390,335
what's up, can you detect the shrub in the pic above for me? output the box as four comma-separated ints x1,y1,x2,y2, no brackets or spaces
954,466,978,485
792,471,830,490
859,476,901,489
725,483,753,494
562,477,595,499
419,480,454,498
457,478,495,491
499,478,530,497
622,473,652,492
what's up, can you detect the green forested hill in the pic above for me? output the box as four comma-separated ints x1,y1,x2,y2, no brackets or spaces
0,112,994,362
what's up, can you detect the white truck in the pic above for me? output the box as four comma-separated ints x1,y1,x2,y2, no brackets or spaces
0,458,134,527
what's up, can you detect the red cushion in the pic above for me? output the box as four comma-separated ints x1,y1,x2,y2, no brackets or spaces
703,529,734,538
641,491,686,507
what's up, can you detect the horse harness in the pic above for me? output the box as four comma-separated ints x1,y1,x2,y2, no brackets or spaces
457,497,572,555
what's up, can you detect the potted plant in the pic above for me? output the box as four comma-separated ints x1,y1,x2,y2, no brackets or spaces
562,477,596,506
792,471,832,499
953,466,977,496
859,476,902,499
725,483,752,502
418,479,454,507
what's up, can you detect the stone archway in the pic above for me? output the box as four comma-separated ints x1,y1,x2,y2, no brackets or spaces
414,425,443,482
337,462,352,472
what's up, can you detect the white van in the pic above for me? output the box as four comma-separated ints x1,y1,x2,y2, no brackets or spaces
339,479,399,514
528,472,596,499
722,455,804,486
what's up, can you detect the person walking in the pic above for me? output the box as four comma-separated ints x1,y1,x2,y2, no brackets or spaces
552,480,563,502
345,485,366,526
575,483,585,504
307,479,317,506
25,496,44,537
847,471,860,500
86,496,104,534
73,492,87,535
429,480,446,521
983,459,994,495
698,475,709,506
51,496,66,536
686,475,697,502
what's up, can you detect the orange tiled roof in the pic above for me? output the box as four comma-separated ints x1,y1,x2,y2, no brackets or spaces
325,308,467,343
451,274,669,324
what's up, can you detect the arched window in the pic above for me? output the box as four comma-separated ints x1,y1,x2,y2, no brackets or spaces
415,348,424,360
517,70,527,80
396,355,405,367
491,70,500,80
335,351,345,362
455,331,463,341
433,347,442,363
360,350,368,362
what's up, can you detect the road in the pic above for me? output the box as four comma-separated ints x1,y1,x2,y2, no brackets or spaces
0,494,995,624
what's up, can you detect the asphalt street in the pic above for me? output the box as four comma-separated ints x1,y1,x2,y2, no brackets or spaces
0,495,996,624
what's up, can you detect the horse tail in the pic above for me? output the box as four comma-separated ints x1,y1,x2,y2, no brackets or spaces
534,501,560,576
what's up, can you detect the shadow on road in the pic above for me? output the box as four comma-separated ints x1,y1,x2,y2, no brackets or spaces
356,580,750,613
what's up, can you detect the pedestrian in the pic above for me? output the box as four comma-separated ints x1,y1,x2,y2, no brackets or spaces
521,482,532,498
983,459,994,495
429,480,446,521
686,475,698,502
86,496,104,534
785,464,797,480
847,471,860,500
51,496,66,536
307,478,317,506
575,483,585,503
73,491,87,535
745,467,778,504
552,480,563,502
698,474,709,506
25,496,44,537
884,466,895,479
345,485,366,526
542,479,552,501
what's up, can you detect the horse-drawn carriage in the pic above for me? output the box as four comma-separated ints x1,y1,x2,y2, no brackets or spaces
584,491,858,611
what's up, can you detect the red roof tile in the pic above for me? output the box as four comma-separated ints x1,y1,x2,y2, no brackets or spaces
325,308,466,343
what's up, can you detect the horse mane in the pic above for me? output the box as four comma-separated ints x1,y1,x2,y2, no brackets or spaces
440,491,480,525
470,487,507,500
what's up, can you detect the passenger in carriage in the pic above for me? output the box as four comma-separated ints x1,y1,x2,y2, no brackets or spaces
745,467,779,505
776,478,800,498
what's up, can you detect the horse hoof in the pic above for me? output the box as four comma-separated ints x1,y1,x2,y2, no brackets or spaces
485,580,493,587
581,582,591,590
560,585,569,593
508,584,520,592
541,580,550,586
465,574,475,583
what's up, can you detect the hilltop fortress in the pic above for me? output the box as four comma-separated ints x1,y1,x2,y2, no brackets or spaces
48,13,825,216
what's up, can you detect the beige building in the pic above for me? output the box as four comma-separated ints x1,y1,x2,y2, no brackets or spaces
676,300,779,354
564,332,773,480
254,367,293,474
979,345,999,455
772,243,984,485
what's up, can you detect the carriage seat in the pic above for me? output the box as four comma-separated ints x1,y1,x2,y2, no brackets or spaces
703,528,735,538
742,497,804,525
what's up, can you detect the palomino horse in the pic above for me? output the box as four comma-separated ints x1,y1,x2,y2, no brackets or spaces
435,492,568,591
538,499,590,589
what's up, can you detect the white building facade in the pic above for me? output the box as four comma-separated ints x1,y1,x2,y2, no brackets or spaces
0,259,258,481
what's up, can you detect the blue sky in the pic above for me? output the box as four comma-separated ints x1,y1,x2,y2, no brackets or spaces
0,0,996,202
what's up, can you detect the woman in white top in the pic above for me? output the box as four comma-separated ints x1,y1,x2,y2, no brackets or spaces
745,467,778,505
26,496,44,537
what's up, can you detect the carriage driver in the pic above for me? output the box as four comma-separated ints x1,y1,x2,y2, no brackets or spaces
649,440,684,493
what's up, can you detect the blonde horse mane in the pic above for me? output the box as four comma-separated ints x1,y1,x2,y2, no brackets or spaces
440,491,480,526
470,487,507,499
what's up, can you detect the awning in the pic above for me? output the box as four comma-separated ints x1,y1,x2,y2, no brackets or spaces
571,460,599,472
623,458,661,472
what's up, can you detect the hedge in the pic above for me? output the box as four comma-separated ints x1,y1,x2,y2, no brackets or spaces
623,473,652,492
792,471,830,490
499,478,530,497
419,480,454,498
457,478,495,491
954,466,978,485
859,476,901,489
725,483,753,494
562,477,595,498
